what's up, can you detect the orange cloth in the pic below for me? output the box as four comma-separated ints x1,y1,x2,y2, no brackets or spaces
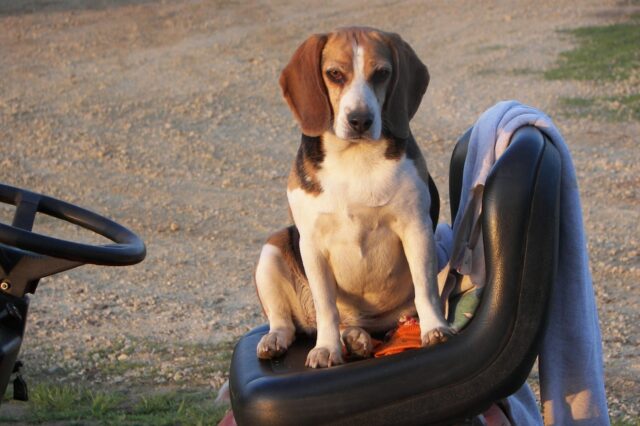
372,316,423,357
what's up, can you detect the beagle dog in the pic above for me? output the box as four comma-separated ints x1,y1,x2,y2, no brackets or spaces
255,27,454,368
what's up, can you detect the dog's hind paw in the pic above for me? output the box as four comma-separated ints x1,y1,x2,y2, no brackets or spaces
256,331,292,359
421,326,456,348
341,326,372,359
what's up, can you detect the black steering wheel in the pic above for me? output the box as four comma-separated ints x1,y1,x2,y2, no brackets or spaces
0,182,146,403
0,183,146,297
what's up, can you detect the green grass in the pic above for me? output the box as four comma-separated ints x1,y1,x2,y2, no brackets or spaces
545,15,640,81
52,336,237,386
559,94,640,121
612,418,640,426
126,391,228,425
0,336,236,424
509,67,539,76
26,384,127,422
2,381,637,425
546,14,640,121
474,67,540,77
476,44,505,53
2,383,228,425
30,384,87,421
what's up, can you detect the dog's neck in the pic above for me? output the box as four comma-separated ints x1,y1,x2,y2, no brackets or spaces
294,131,412,200
321,131,391,161
321,130,411,162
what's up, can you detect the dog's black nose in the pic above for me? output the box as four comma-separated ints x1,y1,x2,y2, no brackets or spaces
347,111,373,134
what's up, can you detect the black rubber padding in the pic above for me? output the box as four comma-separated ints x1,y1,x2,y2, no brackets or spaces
428,175,440,231
229,126,561,425
449,127,472,222
0,296,28,406
0,184,146,266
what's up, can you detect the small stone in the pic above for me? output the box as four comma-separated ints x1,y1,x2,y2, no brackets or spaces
47,366,64,374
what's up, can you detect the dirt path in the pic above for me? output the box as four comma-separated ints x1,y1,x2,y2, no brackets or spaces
1,0,638,421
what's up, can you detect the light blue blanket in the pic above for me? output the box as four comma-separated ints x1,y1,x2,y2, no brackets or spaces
436,100,610,425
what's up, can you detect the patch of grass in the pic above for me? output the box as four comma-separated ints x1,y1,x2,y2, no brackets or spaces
559,94,640,121
90,390,124,417
99,359,148,376
139,338,235,383
558,96,596,116
129,391,227,425
611,418,640,426
30,383,86,421
509,67,539,76
475,67,498,76
78,336,235,386
545,15,640,81
5,383,228,425
6,337,235,423
616,93,640,119
548,15,640,122
474,67,540,77
476,44,505,53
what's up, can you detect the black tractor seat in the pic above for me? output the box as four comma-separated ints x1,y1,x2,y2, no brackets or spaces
229,126,561,425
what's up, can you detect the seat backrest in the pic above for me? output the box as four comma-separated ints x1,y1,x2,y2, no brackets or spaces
449,127,472,222
433,125,561,419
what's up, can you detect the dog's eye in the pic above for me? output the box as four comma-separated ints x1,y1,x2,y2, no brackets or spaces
326,69,345,84
371,68,391,84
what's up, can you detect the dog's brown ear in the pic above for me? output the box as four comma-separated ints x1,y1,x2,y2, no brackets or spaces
383,32,429,139
279,34,331,137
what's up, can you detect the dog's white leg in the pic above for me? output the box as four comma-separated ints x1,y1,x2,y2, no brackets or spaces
401,217,455,347
299,237,344,368
255,244,296,359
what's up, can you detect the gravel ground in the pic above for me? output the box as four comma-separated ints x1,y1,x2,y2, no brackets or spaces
1,0,638,421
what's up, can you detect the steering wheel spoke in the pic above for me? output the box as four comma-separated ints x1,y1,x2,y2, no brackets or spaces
12,191,40,231
1,244,82,296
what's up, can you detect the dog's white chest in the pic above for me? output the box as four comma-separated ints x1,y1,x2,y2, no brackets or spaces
288,147,427,319
314,204,393,257
313,200,413,315
317,141,401,208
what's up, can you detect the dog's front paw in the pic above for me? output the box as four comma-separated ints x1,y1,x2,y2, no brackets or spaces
305,345,344,368
421,326,456,348
257,331,292,359
341,326,372,359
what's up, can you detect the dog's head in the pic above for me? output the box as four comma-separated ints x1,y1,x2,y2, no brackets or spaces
279,27,429,140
